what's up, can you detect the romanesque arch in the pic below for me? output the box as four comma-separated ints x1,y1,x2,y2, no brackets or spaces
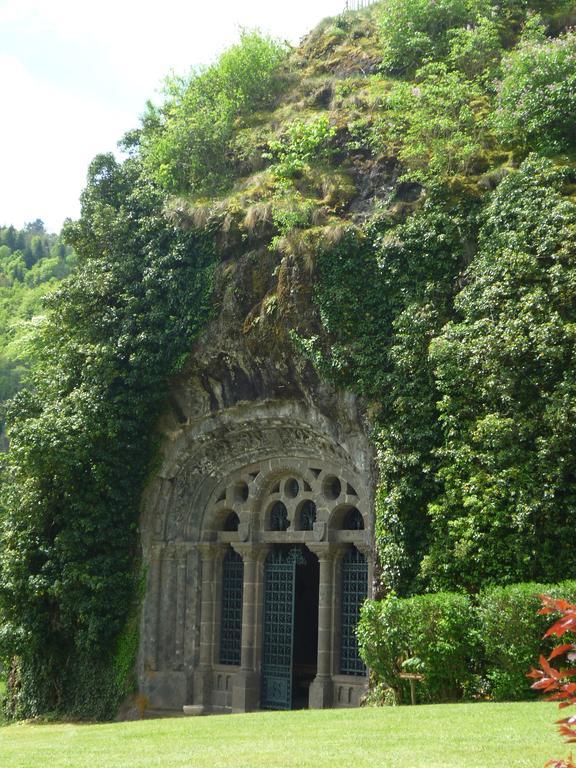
138,399,374,714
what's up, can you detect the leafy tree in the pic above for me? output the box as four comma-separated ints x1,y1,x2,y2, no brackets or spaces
24,220,45,236
0,226,74,409
379,0,488,74
0,151,215,719
447,16,503,78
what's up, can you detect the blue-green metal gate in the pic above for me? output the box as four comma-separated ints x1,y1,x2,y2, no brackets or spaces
339,547,368,675
261,547,306,710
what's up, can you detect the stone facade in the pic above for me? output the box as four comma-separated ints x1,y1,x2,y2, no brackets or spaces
137,247,376,714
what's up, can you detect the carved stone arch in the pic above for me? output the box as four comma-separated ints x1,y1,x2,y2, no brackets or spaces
199,463,262,537
329,503,367,532
138,397,376,714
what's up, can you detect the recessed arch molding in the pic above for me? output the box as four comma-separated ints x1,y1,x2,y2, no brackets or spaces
138,399,375,715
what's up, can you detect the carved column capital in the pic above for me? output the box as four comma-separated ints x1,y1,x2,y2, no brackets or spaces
306,543,339,562
231,542,271,564
355,542,373,560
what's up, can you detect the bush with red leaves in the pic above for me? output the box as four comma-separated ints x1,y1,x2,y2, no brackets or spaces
528,596,576,768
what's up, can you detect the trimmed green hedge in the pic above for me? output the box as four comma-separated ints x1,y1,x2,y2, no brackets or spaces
479,580,576,700
358,592,478,704
358,580,576,703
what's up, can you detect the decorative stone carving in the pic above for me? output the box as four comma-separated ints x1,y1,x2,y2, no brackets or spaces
138,396,375,715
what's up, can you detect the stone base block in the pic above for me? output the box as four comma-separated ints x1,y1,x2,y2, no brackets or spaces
231,670,260,713
139,670,188,711
183,705,206,716
309,675,333,709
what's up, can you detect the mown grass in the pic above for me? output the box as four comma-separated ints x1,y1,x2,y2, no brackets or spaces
0,701,564,768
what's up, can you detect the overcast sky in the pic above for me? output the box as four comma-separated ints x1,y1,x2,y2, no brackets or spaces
0,0,345,232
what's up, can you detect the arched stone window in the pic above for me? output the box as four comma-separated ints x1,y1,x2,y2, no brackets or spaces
269,501,290,531
339,546,367,676
219,548,243,665
297,500,317,531
343,507,364,531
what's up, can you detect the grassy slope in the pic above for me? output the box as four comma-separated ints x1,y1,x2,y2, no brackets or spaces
0,702,563,768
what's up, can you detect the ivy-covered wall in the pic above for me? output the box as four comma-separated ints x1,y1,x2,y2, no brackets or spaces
0,152,215,719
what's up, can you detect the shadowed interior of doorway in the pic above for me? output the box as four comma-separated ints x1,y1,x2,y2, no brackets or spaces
293,546,319,708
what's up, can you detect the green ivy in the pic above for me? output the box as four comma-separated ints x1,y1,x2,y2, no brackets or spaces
314,196,479,594
425,157,576,591
0,149,215,719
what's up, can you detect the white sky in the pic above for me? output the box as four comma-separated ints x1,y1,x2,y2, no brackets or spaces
0,0,345,233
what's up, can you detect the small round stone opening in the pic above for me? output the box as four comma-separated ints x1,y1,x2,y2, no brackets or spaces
285,477,300,498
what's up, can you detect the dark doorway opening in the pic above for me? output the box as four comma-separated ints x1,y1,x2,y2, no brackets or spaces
260,545,319,710
292,546,319,708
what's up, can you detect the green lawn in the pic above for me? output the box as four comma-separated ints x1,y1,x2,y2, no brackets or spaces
0,702,564,768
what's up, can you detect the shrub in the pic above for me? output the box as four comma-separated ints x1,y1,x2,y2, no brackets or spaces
447,16,503,78
358,592,477,703
266,116,337,183
478,581,576,700
529,595,576,768
379,0,489,74
376,63,489,183
493,22,576,153
141,30,287,195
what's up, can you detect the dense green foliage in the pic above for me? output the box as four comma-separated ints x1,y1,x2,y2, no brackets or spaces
479,581,576,700
141,30,287,196
379,0,488,74
359,581,576,703
313,0,576,595
0,152,215,719
378,0,571,75
358,592,477,703
0,222,74,406
494,23,576,153
423,158,576,591
378,63,489,183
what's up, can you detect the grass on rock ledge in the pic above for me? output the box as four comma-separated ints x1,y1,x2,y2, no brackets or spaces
0,702,562,768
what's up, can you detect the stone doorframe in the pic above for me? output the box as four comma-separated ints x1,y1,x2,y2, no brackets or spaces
187,459,373,714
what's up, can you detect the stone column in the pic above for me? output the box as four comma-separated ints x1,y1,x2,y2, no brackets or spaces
360,540,375,599
147,543,163,672
308,543,337,709
189,543,223,714
231,543,270,713
174,544,188,670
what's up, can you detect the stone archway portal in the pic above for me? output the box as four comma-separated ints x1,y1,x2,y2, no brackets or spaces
261,546,319,710
140,431,374,715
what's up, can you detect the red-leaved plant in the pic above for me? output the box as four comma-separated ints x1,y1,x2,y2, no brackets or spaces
528,596,576,768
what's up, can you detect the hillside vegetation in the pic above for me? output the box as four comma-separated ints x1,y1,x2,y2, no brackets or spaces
2,2,576,719
0,222,74,406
